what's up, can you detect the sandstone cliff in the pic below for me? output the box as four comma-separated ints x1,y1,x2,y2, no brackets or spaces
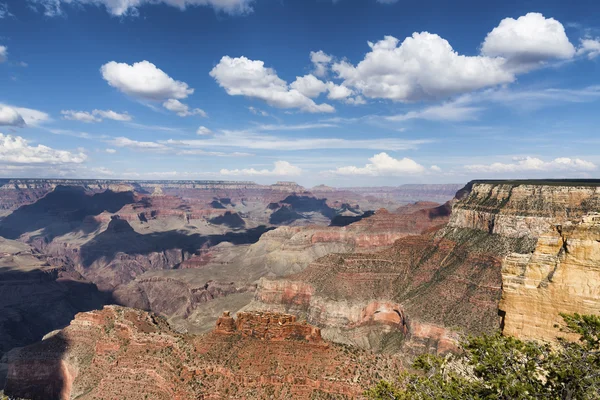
4,306,401,400
500,212,600,342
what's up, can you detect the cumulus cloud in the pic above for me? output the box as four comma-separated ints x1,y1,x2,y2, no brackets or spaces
329,13,585,102
27,0,254,17
386,97,482,122
162,99,207,117
345,96,367,105
0,133,87,164
481,13,575,70
329,152,426,176
310,50,333,77
197,126,213,135
0,106,26,127
101,60,193,101
332,33,513,102
464,156,597,173
220,160,302,176
577,38,600,59
291,75,328,98
326,82,353,100
0,104,50,127
210,56,335,113
0,45,7,63
105,148,117,154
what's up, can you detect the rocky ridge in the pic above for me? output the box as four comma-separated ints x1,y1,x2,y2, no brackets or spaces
4,306,401,400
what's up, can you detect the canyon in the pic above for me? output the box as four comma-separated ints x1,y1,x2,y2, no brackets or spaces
4,306,402,400
2,179,600,399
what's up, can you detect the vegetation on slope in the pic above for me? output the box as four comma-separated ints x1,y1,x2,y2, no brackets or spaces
367,313,600,400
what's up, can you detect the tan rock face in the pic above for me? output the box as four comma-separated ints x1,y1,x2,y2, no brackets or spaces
500,213,600,342
449,183,600,238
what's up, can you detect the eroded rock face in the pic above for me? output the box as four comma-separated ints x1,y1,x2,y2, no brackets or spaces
245,202,451,277
247,181,600,353
4,306,401,400
216,311,323,342
448,182,600,239
500,213,600,342
248,233,502,354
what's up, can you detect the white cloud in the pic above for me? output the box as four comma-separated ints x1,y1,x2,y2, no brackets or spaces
464,156,597,173
291,75,328,98
101,60,193,101
430,165,442,172
256,123,337,131
0,3,11,18
310,50,333,77
329,152,426,176
27,0,254,17
177,149,252,157
481,13,575,70
210,56,335,113
93,109,132,121
333,33,514,102
197,126,213,135
577,38,600,59
0,106,26,127
326,82,353,100
0,45,7,63
61,109,132,122
105,148,117,154
386,97,482,122
110,136,168,150
163,130,431,151
162,99,207,117
248,106,269,116
0,133,87,164
345,96,367,105
61,110,101,123
220,160,302,176
0,104,50,127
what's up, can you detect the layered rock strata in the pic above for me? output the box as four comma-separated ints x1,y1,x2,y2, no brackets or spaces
249,181,600,353
500,212,600,342
4,306,401,400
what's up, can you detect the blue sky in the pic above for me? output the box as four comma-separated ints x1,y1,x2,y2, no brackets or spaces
0,0,599,186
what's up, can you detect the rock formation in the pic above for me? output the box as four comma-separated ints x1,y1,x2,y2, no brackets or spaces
245,202,451,277
4,306,401,400
500,212,600,342
248,180,600,353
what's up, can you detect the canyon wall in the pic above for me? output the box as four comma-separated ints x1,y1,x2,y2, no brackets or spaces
4,306,401,400
500,213,600,342
249,180,600,352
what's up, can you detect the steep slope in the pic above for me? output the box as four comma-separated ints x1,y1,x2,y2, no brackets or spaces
246,202,451,276
248,180,600,353
4,306,401,400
